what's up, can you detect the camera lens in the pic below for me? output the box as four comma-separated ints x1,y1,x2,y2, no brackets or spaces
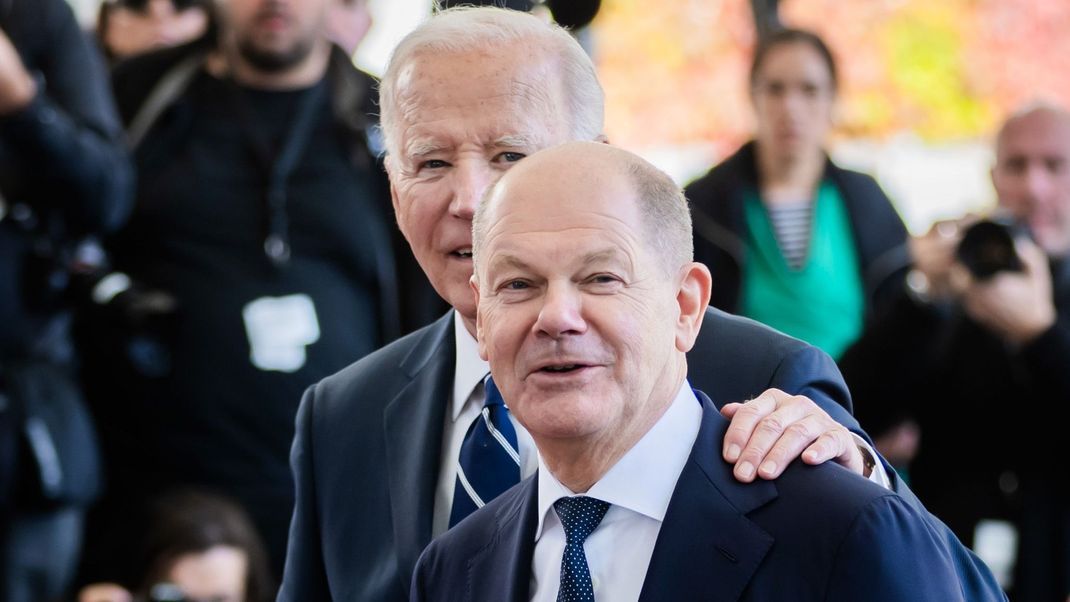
955,219,1024,279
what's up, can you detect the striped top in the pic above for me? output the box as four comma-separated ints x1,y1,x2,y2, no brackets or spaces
766,200,814,269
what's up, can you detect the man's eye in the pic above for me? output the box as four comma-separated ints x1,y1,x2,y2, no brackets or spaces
588,274,619,285
420,159,449,170
504,280,529,290
496,152,526,163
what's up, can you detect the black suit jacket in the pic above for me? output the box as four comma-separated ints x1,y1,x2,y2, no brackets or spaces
277,309,1004,601
412,392,968,602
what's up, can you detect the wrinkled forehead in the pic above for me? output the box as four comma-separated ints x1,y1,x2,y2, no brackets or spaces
391,50,568,152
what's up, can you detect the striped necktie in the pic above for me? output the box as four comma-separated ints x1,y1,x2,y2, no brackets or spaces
448,376,520,527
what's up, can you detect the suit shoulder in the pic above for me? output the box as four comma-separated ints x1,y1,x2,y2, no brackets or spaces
689,308,812,380
774,461,897,518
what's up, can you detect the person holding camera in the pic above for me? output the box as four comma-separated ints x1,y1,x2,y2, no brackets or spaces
839,103,1070,600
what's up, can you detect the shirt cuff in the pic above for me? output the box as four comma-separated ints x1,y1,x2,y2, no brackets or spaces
851,433,892,490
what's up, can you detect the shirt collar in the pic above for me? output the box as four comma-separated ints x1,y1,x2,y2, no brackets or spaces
534,382,703,540
451,310,490,422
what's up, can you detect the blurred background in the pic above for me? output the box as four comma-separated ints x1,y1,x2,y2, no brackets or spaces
74,0,1070,229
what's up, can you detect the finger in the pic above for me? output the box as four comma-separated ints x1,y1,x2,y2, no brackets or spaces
802,430,864,474
753,414,830,479
1015,238,1048,275
722,392,780,464
731,397,810,482
719,402,743,418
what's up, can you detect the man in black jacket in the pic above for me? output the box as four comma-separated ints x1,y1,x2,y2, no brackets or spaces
0,0,133,598
840,104,1070,600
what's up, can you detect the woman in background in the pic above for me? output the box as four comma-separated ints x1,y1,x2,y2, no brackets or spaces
686,28,909,361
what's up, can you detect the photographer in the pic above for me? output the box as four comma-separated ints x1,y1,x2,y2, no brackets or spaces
840,103,1070,600
0,0,132,599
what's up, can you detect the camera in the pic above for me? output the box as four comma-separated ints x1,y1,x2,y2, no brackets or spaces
955,217,1026,280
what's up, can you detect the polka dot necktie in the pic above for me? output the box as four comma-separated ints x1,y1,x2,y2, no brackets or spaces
448,376,520,528
554,496,611,602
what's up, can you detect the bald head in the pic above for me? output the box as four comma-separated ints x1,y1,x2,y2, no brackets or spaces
992,103,1070,256
473,142,693,273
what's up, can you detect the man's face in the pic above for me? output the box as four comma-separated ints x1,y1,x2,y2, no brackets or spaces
474,158,683,448
751,41,834,160
221,0,328,72
387,48,572,320
992,109,1070,256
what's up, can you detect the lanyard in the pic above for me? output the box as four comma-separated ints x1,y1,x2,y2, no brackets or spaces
224,78,327,268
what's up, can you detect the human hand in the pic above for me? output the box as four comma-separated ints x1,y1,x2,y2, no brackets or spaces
721,388,865,483
78,583,133,602
103,2,209,60
908,217,981,301
952,239,1056,345
0,27,37,115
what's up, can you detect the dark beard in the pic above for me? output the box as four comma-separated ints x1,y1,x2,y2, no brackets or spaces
237,35,314,73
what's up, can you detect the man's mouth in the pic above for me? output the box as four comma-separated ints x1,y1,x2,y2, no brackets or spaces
537,363,589,374
451,248,473,259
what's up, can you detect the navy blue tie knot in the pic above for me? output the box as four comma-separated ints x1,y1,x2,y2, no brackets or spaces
448,376,520,527
554,496,610,602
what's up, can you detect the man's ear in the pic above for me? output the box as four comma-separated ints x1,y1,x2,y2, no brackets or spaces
471,274,489,361
674,262,712,353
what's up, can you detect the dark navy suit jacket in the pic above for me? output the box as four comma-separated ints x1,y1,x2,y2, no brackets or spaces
277,309,1004,601
412,392,964,602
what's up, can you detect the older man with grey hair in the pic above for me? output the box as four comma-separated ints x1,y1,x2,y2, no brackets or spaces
278,7,1003,601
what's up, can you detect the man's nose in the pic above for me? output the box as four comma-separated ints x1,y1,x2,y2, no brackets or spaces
449,163,494,220
534,283,587,339
1023,165,1054,208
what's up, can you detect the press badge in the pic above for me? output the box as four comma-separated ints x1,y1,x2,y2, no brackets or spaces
242,294,320,372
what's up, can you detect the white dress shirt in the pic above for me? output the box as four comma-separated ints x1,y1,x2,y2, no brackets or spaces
530,384,703,602
431,312,539,536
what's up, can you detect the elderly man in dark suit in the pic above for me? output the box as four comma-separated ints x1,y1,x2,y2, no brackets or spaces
413,141,965,601
278,7,1003,602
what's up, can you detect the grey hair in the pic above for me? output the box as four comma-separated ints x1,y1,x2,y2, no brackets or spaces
378,6,604,159
473,145,693,273
627,159,694,270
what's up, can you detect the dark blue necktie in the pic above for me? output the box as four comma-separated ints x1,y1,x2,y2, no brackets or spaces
448,376,520,527
555,496,610,602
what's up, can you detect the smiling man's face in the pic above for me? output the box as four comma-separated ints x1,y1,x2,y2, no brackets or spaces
386,46,571,321
473,145,685,450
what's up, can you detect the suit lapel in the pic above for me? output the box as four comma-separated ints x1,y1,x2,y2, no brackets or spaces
383,313,456,594
464,477,540,602
640,392,777,602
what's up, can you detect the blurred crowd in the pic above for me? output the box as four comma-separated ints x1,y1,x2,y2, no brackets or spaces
0,0,1064,601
